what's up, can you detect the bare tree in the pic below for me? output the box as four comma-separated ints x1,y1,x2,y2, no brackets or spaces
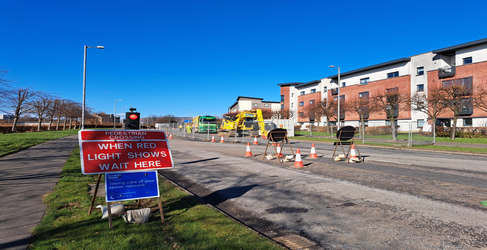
440,79,473,140
55,99,69,130
345,92,379,140
46,99,61,131
3,88,38,132
272,109,294,119
259,109,273,119
300,102,321,122
473,85,487,113
373,87,411,141
318,98,338,134
28,93,55,131
0,69,13,109
411,87,446,140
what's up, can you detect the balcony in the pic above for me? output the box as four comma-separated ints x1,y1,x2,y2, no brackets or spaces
442,76,473,96
459,97,473,116
438,66,456,78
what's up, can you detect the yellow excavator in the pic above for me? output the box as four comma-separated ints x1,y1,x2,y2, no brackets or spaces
220,109,270,138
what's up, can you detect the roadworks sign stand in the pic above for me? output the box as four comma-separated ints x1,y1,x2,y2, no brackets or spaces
78,129,174,229
88,173,165,229
331,126,363,163
263,128,295,163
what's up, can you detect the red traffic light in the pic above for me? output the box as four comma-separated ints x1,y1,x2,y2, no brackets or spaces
128,114,138,120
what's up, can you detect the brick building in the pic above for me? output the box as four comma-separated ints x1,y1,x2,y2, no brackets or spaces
279,37,487,132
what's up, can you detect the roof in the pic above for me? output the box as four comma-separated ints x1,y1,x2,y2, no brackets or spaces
236,96,264,101
261,100,280,103
327,58,411,79
296,80,320,88
433,37,487,54
277,82,301,87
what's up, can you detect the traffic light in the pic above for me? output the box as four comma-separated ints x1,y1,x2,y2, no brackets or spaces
125,107,140,130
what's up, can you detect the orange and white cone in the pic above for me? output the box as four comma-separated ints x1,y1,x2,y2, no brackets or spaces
349,144,360,162
211,135,216,142
169,133,173,139
272,141,277,146
245,142,253,157
294,149,304,168
276,143,283,157
309,143,318,159
253,136,259,145
220,135,225,143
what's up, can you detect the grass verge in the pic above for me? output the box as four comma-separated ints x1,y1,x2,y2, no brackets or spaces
0,130,79,157
290,136,487,154
30,147,283,250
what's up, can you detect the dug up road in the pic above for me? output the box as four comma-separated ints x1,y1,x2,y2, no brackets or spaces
160,137,487,250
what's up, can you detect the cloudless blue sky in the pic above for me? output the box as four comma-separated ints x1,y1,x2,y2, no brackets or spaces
2,0,487,118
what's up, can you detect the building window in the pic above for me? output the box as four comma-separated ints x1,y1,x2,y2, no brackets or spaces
386,120,398,126
264,103,269,107
463,57,472,65
299,102,304,106
359,91,369,99
311,88,316,93
291,103,294,108
300,91,305,95
417,119,424,128
387,71,399,78
291,93,293,97
417,67,424,76
299,112,304,117
417,84,424,92
324,86,327,92
360,78,369,85
342,82,346,87
309,100,315,105
253,103,258,107
463,118,472,126
280,95,284,102
281,104,284,110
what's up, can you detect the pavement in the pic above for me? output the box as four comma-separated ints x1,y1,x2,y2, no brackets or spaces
0,133,485,250
0,135,79,250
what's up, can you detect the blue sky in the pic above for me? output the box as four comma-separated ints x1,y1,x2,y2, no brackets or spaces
2,0,487,118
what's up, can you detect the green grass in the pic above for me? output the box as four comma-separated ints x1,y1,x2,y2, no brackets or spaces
0,130,80,157
290,135,487,154
30,148,284,250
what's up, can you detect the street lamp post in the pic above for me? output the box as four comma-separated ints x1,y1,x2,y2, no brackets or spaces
82,45,105,129
329,65,341,130
114,99,121,129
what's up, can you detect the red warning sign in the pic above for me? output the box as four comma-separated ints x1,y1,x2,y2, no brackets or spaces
78,130,173,175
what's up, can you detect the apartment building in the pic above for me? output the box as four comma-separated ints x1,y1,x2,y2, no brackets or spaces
279,37,487,132
228,96,281,113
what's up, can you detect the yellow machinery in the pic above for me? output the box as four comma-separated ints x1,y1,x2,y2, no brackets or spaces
221,109,269,138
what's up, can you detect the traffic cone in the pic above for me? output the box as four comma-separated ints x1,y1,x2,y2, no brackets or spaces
349,144,360,162
276,143,283,157
272,141,277,146
211,135,216,142
309,143,318,159
169,133,173,139
253,136,259,145
245,142,253,157
220,135,225,143
294,149,304,168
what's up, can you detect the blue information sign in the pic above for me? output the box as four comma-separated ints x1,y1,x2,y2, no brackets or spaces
105,171,159,202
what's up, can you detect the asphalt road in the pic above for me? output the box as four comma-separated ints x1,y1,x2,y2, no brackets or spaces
160,138,487,249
